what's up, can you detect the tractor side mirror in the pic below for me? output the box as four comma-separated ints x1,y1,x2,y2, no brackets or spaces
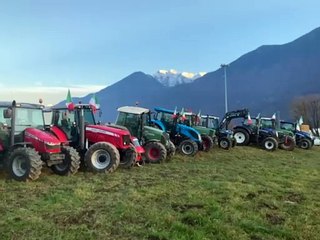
3,108,12,119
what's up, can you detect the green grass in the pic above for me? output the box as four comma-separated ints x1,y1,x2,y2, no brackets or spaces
0,146,319,240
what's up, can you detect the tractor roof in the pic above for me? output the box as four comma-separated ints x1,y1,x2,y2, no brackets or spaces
0,101,43,109
201,115,219,119
154,107,174,114
117,106,150,115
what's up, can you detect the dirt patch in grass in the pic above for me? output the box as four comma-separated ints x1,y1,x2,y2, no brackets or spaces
257,202,279,210
266,213,285,225
171,203,204,213
284,192,305,203
51,209,97,228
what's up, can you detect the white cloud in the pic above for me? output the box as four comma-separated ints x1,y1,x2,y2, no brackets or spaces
0,85,106,106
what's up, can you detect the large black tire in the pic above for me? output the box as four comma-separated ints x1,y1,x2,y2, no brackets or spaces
84,142,120,173
279,136,295,151
178,139,198,156
234,129,250,146
219,137,231,150
166,140,176,161
298,139,312,150
51,146,81,176
120,146,137,169
7,147,42,181
202,135,214,152
144,141,167,164
262,137,278,151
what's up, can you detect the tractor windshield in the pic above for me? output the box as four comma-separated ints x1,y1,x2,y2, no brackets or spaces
280,122,295,131
155,111,176,130
260,119,275,129
208,118,219,129
116,112,141,137
15,107,44,132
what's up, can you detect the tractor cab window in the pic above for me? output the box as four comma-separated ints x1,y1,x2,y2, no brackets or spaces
83,108,95,125
141,113,148,127
155,111,175,129
208,118,219,129
15,108,44,133
281,123,294,131
53,110,75,139
261,119,273,129
116,112,140,137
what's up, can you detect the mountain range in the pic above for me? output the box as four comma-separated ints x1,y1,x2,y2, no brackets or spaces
59,27,320,122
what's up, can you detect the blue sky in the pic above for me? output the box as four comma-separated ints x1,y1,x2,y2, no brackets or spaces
0,0,319,104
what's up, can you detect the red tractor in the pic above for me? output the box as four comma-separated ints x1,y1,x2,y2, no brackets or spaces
0,101,81,181
48,104,140,172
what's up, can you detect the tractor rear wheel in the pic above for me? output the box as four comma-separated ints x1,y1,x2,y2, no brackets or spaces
51,146,80,176
262,137,278,151
279,136,295,151
219,137,231,150
166,140,176,161
144,142,167,164
298,139,312,150
120,146,137,169
178,139,198,156
234,129,250,146
84,142,120,173
202,135,214,152
8,147,42,181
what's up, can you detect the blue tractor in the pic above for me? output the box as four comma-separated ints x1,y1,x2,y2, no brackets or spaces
151,107,202,156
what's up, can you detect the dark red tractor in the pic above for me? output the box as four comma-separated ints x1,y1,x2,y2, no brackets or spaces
48,104,140,172
0,101,80,181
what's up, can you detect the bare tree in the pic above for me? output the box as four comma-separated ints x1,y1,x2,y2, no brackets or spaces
291,94,320,136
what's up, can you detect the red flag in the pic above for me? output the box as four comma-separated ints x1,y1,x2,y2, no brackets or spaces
172,106,178,119
247,113,253,124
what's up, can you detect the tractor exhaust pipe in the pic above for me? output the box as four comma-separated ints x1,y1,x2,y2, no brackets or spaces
10,100,17,146
79,107,86,150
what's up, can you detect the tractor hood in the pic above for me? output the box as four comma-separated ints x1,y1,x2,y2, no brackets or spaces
143,126,169,147
86,124,130,137
193,126,215,137
24,128,61,145
296,130,314,140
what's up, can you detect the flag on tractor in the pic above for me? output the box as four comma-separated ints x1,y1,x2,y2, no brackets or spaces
65,89,75,111
247,112,253,124
89,94,100,113
172,106,178,119
196,110,201,124
298,115,304,125
271,113,276,119
180,108,186,121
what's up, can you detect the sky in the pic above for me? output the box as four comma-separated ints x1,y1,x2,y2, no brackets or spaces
0,0,319,105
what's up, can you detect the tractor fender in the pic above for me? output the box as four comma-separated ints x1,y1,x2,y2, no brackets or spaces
150,120,166,131
234,126,252,135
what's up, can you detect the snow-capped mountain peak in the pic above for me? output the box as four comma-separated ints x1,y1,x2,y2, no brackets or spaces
153,69,206,87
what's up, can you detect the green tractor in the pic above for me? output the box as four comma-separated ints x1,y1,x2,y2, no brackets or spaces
182,112,214,151
200,115,236,150
115,106,175,163
259,117,296,151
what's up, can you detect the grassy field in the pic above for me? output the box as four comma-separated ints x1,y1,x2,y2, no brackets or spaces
0,146,319,240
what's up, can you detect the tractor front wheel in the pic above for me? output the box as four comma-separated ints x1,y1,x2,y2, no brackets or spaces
51,146,80,176
84,142,120,173
279,136,295,151
178,140,198,156
8,147,42,181
262,137,278,151
219,137,231,150
120,146,137,169
202,135,214,152
298,139,312,150
234,129,250,146
144,142,167,164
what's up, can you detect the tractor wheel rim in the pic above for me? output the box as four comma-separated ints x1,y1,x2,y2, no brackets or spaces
182,143,194,155
220,140,228,148
55,162,68,171
12,156,27,177
265,141,274,150
301,141,308,148
234,132,245,143
149,148,160,160
91,149,111,169
203,139,209,149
